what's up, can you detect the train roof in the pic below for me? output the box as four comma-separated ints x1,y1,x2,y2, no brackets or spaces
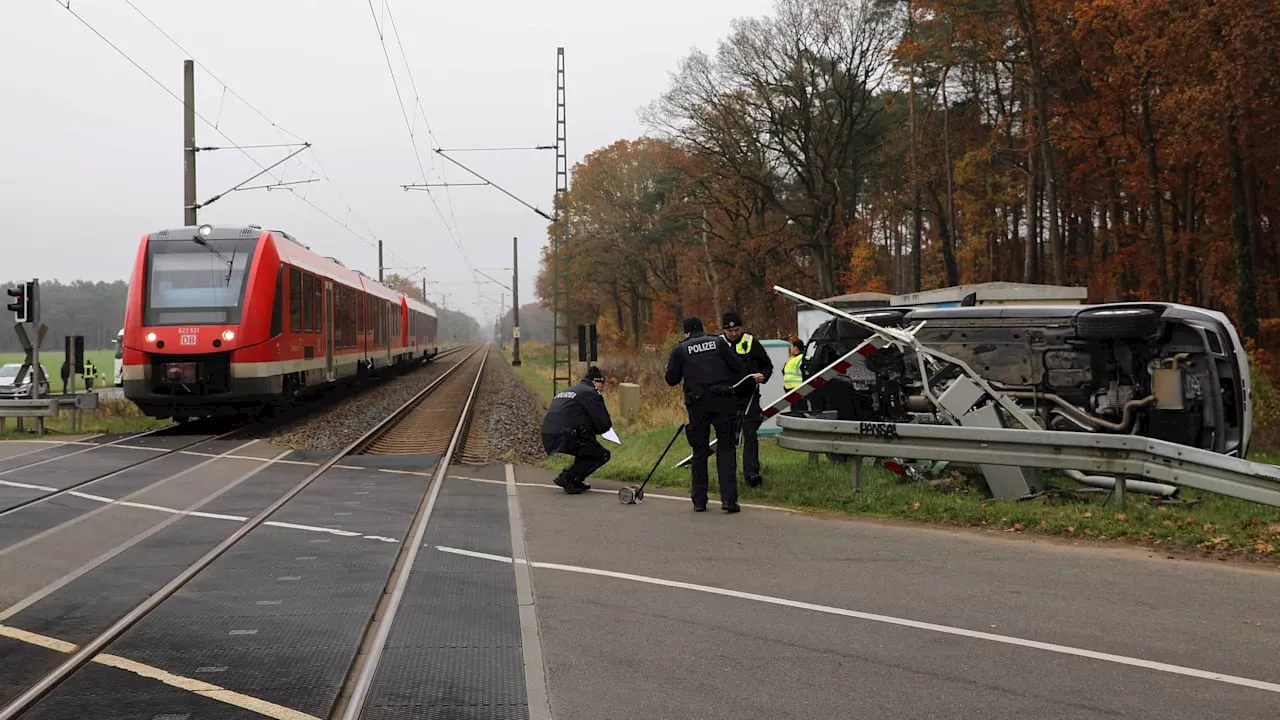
143,225,437,315
405,295,436,317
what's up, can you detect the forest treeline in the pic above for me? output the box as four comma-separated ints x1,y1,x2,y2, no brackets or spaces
0,280,127,353
379,274,484,342
535,0,1278,350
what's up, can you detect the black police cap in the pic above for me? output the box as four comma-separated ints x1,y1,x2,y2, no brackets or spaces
722,311,743,329
583,365,605,383
682,317,704,334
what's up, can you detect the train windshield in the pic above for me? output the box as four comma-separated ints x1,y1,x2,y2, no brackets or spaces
144,236,258,326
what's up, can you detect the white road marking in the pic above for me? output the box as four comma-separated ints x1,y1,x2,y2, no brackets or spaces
505,464,553,720
0,479,57,492
0,451,294,623
0,475,399,544
448,474,790,512
0,624,320,720
0,441,263,556
0,437,102,447
434,545,1280,696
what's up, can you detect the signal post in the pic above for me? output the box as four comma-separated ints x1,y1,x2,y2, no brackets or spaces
5,279,47,434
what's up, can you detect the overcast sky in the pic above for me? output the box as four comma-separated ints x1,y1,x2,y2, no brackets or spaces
0,0,774,326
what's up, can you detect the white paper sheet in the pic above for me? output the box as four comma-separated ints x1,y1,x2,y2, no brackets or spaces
601,428,622,445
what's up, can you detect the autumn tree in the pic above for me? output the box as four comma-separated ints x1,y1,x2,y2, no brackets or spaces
645,0,899,297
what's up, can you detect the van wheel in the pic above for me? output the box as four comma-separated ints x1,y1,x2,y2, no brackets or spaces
1077,307,1160,340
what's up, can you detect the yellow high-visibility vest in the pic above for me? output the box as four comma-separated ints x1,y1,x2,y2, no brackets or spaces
729,332,754,356
783,354,803,390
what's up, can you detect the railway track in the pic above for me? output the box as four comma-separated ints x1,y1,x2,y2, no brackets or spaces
0,343,493,719
356,346,486,456
0,424,242,517
0,347,473,517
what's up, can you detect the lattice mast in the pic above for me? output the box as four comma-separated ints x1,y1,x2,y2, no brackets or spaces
551,47,572,394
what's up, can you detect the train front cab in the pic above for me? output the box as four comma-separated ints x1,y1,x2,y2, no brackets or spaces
123,227,283,419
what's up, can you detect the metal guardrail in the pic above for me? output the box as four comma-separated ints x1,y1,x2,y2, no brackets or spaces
775,414,1280,508
0,394,100,415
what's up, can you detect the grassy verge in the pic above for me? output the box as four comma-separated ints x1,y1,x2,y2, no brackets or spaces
0,395,165,439
506,343,1280,561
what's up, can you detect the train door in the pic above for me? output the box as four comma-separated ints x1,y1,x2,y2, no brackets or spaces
324,282,335,381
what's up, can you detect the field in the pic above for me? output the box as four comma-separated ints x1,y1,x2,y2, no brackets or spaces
505,342,1280,562
0,348,166,439
0,349,116,388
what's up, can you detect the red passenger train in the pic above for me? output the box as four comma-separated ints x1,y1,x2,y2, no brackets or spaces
122,224,438,420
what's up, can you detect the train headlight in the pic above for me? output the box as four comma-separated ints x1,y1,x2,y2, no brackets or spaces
145,332,157,343
221,330,236,341
198,224,214,237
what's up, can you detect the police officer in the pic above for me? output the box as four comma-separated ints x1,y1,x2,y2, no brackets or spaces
665,316,746,513
540,366,613,494
782,338,808,415
720,311,773,487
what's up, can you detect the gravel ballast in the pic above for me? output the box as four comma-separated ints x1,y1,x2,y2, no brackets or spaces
243,345,548,465
246,358,457,452
466,345,548,465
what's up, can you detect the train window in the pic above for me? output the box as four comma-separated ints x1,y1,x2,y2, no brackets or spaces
143,233,257,326
354,293,360,346
270,265,284,337
343,287,356,348
312,275,322,334
289,267,302,332
301,274,314,332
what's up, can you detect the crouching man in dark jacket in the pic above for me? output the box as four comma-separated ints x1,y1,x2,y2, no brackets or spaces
540,366,613,494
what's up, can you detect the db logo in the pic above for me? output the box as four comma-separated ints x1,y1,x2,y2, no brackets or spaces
180,335,198,346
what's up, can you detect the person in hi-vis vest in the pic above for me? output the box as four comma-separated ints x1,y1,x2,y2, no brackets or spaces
782,339,808,415
719,311,773,488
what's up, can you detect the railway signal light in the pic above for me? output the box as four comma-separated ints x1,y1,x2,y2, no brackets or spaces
6,282,31,323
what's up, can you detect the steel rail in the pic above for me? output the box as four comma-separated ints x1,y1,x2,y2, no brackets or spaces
0,345,488,720
331,345,489,719
0,345,473,517
346,345,484,455
0,423,181,479
0,426,243,518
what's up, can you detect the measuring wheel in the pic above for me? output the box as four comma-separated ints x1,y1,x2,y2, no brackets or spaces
618,485,644,505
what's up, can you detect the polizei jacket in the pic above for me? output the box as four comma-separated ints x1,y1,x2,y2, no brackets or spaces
540,381,613,454
664,332,746,399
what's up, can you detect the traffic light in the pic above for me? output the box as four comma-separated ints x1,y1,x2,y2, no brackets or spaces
6,283,29,323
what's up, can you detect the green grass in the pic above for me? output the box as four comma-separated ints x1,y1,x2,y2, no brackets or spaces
504,343,555,408
0,348,165,438
0,396,166,440
0,349,116,390
541,425,1280,559
508,344,1280,560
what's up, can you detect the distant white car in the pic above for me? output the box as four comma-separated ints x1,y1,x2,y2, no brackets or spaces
0,363,51,399
114,327,124,387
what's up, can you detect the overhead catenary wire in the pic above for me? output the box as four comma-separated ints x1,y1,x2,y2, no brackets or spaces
122,0,407,265
371,0,471,259
366,0,484,311
55,0,420,279
376,3,473,246
123,0,306,144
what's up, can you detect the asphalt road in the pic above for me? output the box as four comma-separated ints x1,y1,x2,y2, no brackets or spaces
498,466,1280,720
1,434,1276,720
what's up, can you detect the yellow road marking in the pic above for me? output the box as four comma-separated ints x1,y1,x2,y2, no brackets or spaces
0,624,320,720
